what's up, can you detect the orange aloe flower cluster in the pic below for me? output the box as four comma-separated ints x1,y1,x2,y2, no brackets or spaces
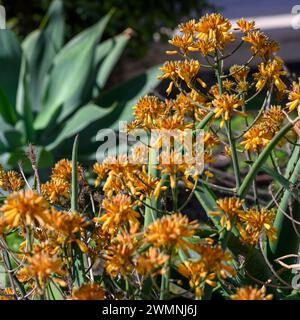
1,12,300,301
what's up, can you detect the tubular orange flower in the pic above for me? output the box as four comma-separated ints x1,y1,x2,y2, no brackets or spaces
93,162,108,187
135,247,169,277
242,30,279,57
41,159,84,207
210,197,244,231
236,18,255,34
144,213,198,251
229,65,250,83
169,34,193,55
0,167,24,192
95,194,140,235
159,60,203,94
230,286,273,300
212,93,243,128
47,209,88,237
24,252,65,288
51,159,83,183
258,105,284,135
195,13,235,50
254,58,286,92
0,190,49,228
176,59,201,88
287,78,300,115
241,106,284,151
238,208,277,245
103,226,139,278
133,95,167,129
178,19,197,35
70,283,105,300
240,127,270,151
41,179,70,205
188,39,216,56
178,241,235,298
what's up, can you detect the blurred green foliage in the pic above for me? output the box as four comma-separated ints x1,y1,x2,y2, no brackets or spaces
0,1,161,171
0,0,213,56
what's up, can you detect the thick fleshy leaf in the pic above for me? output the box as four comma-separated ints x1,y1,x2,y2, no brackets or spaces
62,66,162,158
0,88,17,125
96,65,162,130
195,184,220,228
57,32,130,124
0,30,21,107
47,104,113,150
260,165,300,201
34,14,111,130
267,143,300,264
16,57,35,142
22,0,65,112
95,32,130,92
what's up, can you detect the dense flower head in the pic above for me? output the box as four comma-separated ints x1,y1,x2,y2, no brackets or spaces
47,209,88,240
254,58,286,92
229,65,250,83
236,18,256,34
230,286,273,300
41,179,70,205
287,78,300,116
241,127,270,151
0,12,296,301
103,226,139,278
178,241,235,298
23,251,65,288
178,19,197,35
144,213,198,251
0,190,49,228
159,59,204,94
95,194,140,235
0,166,24,192
241,106,284,151
242,30,279,58
212,93,243,128
135,247,169,277
51,159,83,183
195,13,235,50
210,197,244,231
169,33,193,55
133,95,167,129
71,283,105,300
41,159,83,206
238,208,277,245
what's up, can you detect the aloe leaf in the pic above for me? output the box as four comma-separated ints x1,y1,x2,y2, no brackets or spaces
237,121,295,198
48,65,161,160
16,56,35,143
0,29,21,107
57,32,129,123
71,135,79,212
260,165,300,202
95,31,130,92
268,143,300,263
194,184,220,229
47,104,114,150
0,88,17,125
22,0,65,112
96,65,162,130
34,13,111,130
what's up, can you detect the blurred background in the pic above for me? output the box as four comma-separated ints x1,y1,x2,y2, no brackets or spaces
1,0,299,81
0,0,299,173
